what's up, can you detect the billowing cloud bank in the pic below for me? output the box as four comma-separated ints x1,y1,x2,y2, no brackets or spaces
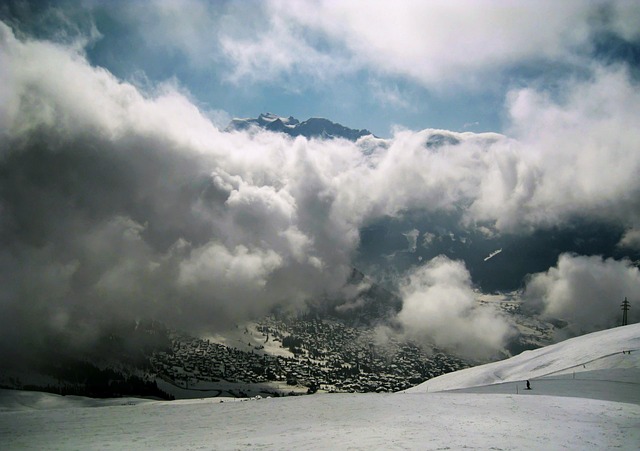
1,16,639,362
524,254,640,335
398,256,514,360
0,21,361,359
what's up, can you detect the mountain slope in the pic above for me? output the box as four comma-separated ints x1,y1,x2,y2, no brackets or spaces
408,323,640,396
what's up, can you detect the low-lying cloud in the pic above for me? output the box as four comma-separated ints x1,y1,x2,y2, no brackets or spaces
523,254,640,335
1,18,639,364
397,256,514,360
0,21,359,360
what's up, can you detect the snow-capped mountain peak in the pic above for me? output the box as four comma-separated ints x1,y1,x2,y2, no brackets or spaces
226,113,374,141
257,112,299,126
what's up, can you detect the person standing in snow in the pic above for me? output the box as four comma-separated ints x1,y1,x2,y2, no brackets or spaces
526,380,531,390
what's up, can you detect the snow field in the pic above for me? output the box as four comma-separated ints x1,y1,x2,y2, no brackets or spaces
1,391,639,450
2,324,639,450
409,323,640,393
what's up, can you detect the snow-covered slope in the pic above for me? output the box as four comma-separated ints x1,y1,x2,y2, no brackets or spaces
0,390,154,412
408,323,640,395
2,389,638,450
1,325,639,450
2,389,639,450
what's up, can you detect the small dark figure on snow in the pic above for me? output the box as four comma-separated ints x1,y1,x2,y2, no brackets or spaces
526,380,531,390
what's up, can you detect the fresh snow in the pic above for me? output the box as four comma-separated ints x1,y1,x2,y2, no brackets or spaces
408,322,640,394
1,324,639,450
1,391,637,450
205,322,294,358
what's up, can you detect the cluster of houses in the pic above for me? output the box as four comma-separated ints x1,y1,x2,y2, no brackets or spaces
150,316,468,395
150,338,271,386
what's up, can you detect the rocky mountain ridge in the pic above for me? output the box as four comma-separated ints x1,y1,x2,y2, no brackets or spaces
226,113,374,141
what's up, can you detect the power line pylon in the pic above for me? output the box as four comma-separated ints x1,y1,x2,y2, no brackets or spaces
621,297,630,326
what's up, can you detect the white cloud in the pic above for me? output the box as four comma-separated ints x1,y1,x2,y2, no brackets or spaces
469,66,640,231
111,0,226,68
259,0,623,89
397,256,514,359
422,232,437,247
0,21,358,350
219,14,353,85
99,1,640,91
332,65,640,234
2,14,640,362
619,228,640,250
402,229,420,253
523,254,640,334
368,79,412,109
178,243,283,308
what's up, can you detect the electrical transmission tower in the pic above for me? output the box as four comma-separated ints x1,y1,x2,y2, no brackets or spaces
621,297,630,326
